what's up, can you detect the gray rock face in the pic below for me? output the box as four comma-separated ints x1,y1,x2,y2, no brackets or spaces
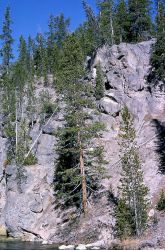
0,40,164,247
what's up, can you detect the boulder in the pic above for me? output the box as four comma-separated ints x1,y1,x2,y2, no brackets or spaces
99,96,121,116
0,225,7,236
59,245,75,250
76,245,86,250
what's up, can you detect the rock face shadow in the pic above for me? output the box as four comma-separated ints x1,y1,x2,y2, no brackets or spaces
152,119,165,174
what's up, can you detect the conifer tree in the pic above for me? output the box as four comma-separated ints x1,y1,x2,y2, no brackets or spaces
1,75,16,163
116,107,148,237
46,14,69,73
114,0,129,43
115,199,133,238
157,190,165,211
82,1,102,50
46,15,56,73
18,35,28,73
128,0,152,42
149,0,165,85
54,34,106,215
27,36,35,78
0,6,14,74
54,13,70,48
95,63,104,100
75,22,94,56
97,0,115,45
34,33,48,79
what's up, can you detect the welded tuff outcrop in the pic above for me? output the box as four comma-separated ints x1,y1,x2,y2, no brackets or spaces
0,40,165,246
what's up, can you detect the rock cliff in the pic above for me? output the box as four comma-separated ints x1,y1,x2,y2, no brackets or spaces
0,40,165,248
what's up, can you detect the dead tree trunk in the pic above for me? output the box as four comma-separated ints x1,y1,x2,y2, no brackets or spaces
78,131,88,215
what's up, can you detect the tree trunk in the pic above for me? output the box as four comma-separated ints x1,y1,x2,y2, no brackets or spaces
78,131,88,215
15,89,18,155
133,191,140,236
110,15,115,45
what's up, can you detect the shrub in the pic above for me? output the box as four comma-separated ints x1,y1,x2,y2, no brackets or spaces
157,190,165,211
24,153,37,166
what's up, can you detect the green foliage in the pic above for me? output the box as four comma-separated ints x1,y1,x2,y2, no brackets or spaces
1,75,16,163
47,13,70,49
12,61,27,96
34,33,48,79
115,199,134,239
95,63,104,100
128,0,153,42
157,190,165,211
16,119,30,164
149,0,165,86
24,153,37,166
75,22,96,56
39,90,57,116
54,34,107,209
82,1,102,50
27,36,35,78
116,107,149,237
97,0,115,45
114,0,129,43
46,13,70,73
0,6,14,74
18,35,29,72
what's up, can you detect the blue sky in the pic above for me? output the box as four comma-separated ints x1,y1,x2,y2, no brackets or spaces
0,0,97,58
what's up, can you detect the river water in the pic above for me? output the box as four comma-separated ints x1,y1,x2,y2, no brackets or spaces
0,241,58,250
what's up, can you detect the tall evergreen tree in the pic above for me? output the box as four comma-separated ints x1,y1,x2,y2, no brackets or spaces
116,107,148,237
149,0,165,86
34,33,47,79
27,35,35,78
47,13,70,48
54,13,70,48
0,6,14,74
1,75,16,163
46,14,70,73
95,63,104,100
54,34,106,215
114,0,129,43
83,1,102,50
18,35,28,73
97,0,115,45
128,0,152,42
75,22,94,56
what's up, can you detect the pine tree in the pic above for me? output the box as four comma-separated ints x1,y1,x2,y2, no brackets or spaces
82,1,102,50
149,0,165,86
115,199,134,238
54,13,70,48
46,14,70,73
157,190,165,211
128,0,153,42
46,15,55,73
34,33,48,79
54,34,106,215
97,0,115,45
95,63,104,100
27,35,35,78
114,0,129,43
75,22,94,56
47,13,70,49
18,35,29,73
116,107,149,237
0,6,14,74
1,75,16,163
